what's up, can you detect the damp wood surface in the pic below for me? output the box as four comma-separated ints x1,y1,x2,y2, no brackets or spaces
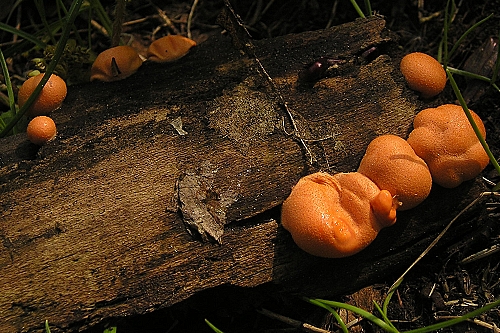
0,16,487,332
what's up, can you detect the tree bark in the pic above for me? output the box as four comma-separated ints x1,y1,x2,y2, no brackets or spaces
0,16,485,332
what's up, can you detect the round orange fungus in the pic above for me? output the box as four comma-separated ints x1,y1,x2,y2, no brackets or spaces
147,35,197,63
281,172,397,258
26,116,57,145
407,104,489,188
18,73,67,117
400,52,446,98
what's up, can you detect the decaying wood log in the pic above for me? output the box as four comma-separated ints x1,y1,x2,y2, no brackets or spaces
0,16,486,332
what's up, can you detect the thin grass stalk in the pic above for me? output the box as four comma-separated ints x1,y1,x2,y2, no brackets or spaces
491,31,500,84
348,0,366,18
404,298,500,333
380,280,402,331
0,47,16,132
88,0,113,37
330,308,349,333
55,0,85,46
2,0,20,30
55,0,64,27
307,298,399,333
308,299,349,333
448,13,493,61
86,4,93,50
373,302,397,331
0,48,16,114
384,279,401,313
363,0,372,17
205,319,224,333
0,113,6,129
307,295,500,333
0,22,47,49
437,39,443,63
34,0,58,44
446,67,500,92
442,0,451,66
0,0,84,138
447,70,500,191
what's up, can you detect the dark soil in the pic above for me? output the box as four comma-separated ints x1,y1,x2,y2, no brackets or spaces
1,0,499,332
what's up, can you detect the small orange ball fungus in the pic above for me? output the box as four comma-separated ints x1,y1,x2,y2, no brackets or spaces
281,172,398,258
407,104,489,188
147,35,197,63
90,45,143,82
26,116,57,145
18,73,67,117
400,52,446,98
358,134,432,211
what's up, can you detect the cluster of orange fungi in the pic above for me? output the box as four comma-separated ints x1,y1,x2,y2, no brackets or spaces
90,35,196,82
281,52,490,258
18,35,195,145
18,73,67,145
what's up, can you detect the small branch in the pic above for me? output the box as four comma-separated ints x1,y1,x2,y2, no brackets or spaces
187,0,199,39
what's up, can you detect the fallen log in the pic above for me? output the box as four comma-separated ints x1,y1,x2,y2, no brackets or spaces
0,15,485,332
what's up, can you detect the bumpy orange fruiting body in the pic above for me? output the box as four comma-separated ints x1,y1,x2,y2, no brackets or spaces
371,189,398,223
147,35,196,63
400,52,446,98
26,116,57,145
281,172,397,258
90,45,143,82
358,134,432,210
18,73,67,117
407,104,489,188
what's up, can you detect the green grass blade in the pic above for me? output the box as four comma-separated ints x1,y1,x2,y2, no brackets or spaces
0,47,22,134
491,31,500,84
88,0,113,37
330,307,349,333
55,0,85,46
446,67,500,93
373,301,398,330
348,0,366,18
307,298,400,333
448,14,493,62
308,298,349,333
385,278,402,309
205,319,224,333
447,66,494,82
442,0,451,66
446,69,500,189
34,0,58,44
404,298,500,333
0,48,16,113
45,320,51,333
0,22,47,49
364,0,372,17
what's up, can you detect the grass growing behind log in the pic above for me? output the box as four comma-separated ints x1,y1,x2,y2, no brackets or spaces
0,0,83,137
0,0,109,137
438,0,500,190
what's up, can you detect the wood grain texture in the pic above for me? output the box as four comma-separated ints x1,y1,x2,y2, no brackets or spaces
0,16,485,332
